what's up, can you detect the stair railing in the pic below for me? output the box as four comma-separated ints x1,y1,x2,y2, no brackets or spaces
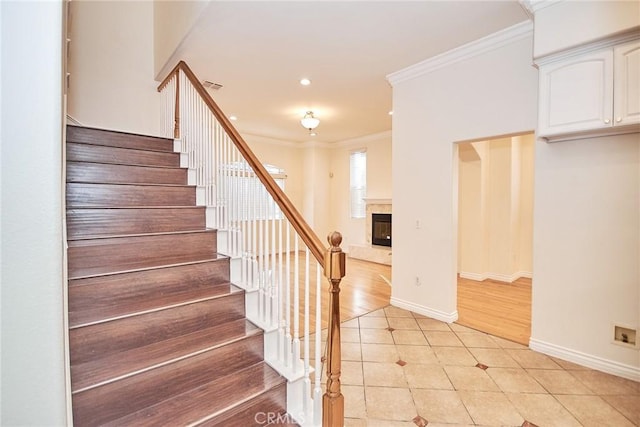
158,61,344,427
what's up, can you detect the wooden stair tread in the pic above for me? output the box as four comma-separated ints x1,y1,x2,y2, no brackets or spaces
69,259,230,327
67,142,180,167
70,281,240,328
68,255,227,280
67,125,175,152
105,362,285,427
72,318,260,392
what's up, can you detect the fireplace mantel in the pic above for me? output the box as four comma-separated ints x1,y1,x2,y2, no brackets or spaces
363,198,392,205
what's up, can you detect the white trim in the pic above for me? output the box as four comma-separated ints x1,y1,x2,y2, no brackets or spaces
387,20,533,85
459,272,487,281
363,198,392,205
390,297,458,324
66,114,82,125
333,130,392,148
519,0,561,14
529,338,640,382
459,271,533,282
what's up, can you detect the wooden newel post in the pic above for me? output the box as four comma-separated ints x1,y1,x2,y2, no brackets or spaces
323,231,345,427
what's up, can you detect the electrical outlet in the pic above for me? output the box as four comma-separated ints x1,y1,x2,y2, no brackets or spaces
415,276,421,286
416,220,421,229
613,324,637,347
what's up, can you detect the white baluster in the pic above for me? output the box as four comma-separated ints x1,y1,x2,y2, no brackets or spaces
314,263,322,425
293,236,300,372
303,248,311,421
285,223,292,368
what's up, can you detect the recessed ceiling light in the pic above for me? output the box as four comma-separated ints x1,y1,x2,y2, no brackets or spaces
388,111,393,115
229,116,237,121
300,78,311,86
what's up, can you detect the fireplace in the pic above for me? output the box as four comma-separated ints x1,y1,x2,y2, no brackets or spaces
371,213,392,247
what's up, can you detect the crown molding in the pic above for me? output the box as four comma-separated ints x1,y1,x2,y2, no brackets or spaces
520,0,563,15
332,130,392,149
387,20,533,86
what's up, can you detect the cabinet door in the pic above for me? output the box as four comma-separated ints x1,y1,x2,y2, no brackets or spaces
614,40,640,126
538,50,614,137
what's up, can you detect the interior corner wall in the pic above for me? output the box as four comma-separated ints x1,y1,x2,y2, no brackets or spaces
1,1,68,424
328,133,392,251
390,35,538,320
153,0,210,78
300,145,331,241
531,133,640,374
67,0,160,136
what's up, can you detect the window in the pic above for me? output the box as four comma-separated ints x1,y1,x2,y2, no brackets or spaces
350,150,366,218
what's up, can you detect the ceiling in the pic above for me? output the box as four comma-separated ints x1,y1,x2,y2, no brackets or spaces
173,1,530,144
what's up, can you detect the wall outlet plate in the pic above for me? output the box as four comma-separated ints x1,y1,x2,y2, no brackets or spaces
612,323,638,349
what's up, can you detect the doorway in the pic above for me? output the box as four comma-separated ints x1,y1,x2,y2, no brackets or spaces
455,133,534,345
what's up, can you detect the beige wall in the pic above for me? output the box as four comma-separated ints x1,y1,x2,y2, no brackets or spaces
458,134,534,282
1,1,68,423
153,0,209,78
329,132,392,251
390,33,538,321
68,0,160,136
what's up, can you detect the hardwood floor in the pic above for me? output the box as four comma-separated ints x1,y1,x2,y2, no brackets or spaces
288,254,531,346
457,276,532,345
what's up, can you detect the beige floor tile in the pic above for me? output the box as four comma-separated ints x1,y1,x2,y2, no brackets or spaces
341,360,364,386
363,362,407,387
506,349,562,369
388,317,420,330
343,418,367,427
455,331,500,348
342,318,360,328
425,424,475,427
361,343,399,362
412,389,472,424
385,306,414,318
468,348,520,368
341,327,361,343
343,342,363,361
602,395,640,425
432,347,477,366
527,369,594,395
403,364,453,390
444,366,500,392
416,318,451,331
487,367,546,393
359,316,389,329
411,312,428,319
425,331,464,347
365,386,416,421
491,335,527,349
343,385,367,419
550,356,593,371
449,323,479,333
556,394,635,427
392,330,428,345
570,369,639,395
506,392,582,427
362,308,387,318
360,328,394,344
396,345,439,365
458,390,524,426
366,419,416,426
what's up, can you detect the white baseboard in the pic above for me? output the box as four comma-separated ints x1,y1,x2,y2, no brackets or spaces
390,297,458,323
529,338,640,382
459,271,533,283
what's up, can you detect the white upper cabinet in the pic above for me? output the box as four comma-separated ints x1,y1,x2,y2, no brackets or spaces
614,40,640,126
537,38,640,141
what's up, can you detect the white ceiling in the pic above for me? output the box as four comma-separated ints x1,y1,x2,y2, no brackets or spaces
173,1,530,144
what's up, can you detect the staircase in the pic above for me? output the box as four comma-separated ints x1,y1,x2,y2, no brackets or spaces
66,125,290,426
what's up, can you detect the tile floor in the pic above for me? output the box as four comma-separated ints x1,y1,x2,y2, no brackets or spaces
317,305,640,427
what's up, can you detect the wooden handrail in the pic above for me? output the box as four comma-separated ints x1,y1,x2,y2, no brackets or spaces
157,61,326,267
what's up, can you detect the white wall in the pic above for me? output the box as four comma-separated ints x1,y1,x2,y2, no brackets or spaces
68,0,160,136
154,0,210,77
389,27,537,321
531,134,639,375
329,132,392,250
1,1,68,424
534,1,640,58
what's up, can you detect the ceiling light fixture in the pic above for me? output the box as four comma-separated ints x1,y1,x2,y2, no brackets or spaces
229,115,238,121
300,78,311,86
301,111,320,130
